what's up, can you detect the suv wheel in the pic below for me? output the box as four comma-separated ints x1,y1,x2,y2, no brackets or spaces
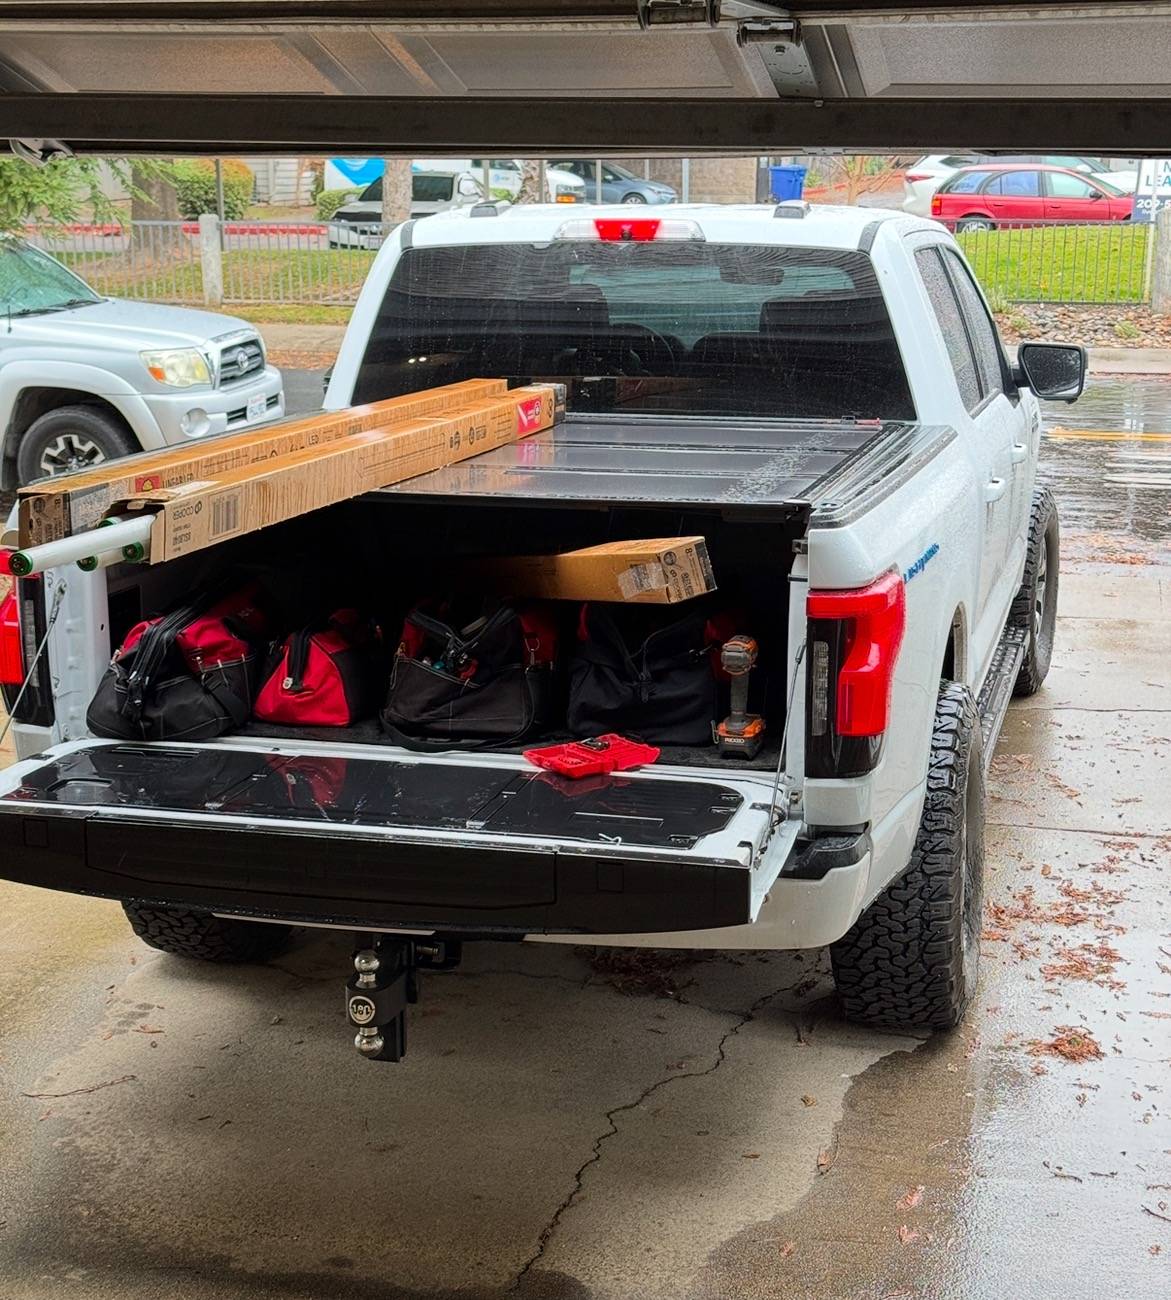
122,903,292,964
17,405,139,483
1009,487,1059,697
830,682,984,1033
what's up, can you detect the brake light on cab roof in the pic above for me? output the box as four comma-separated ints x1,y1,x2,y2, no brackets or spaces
555,217,705,242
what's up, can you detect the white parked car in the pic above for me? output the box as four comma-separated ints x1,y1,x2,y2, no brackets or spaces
0,236,282,485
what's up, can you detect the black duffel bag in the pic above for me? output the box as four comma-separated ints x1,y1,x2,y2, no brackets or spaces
567,603,733,746
381,599,559,749
87,586,269,742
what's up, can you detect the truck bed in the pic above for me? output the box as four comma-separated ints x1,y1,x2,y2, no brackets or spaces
378,413,955,518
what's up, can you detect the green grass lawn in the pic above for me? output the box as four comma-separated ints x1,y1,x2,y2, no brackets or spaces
957,222,1150,304
53,247,375,318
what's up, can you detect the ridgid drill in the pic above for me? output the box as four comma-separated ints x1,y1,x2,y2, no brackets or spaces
714,635,765,759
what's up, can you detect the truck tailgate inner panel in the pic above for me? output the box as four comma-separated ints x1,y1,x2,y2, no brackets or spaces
2,744,744,851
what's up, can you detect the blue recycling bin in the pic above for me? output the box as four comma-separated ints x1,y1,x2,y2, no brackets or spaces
769,165,808,202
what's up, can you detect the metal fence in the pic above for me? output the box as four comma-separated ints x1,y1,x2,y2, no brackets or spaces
25,219,392,309
25,216,1156,309
954,219,1152,306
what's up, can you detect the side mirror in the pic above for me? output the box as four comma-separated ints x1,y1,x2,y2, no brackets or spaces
1014,342,1087,403
1089,189,1104,200
457,177,481,197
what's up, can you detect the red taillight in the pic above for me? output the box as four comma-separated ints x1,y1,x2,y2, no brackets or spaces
594,218,660,242
0,587,23,687
931,195,943,215
807,572,906,737
906,172,931,183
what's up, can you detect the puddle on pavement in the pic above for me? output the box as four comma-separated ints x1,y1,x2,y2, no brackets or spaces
1042,378,1171,565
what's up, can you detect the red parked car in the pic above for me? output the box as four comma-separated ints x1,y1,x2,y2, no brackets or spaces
932,163,1134,230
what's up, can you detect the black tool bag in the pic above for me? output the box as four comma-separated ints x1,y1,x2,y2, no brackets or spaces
567,604,726,746
381,600,558,749
87,587,267,742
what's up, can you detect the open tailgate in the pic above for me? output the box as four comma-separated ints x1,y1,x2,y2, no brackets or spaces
0,738,802,935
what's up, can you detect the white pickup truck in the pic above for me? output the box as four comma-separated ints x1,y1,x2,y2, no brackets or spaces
0,202,1083,1061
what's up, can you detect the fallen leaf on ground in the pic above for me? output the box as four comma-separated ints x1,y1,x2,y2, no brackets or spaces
778,1241,796,1260
897,1186,924,1211
742,1153,761,1160
898,1225,921,1245
1028,1027,1105,1063
817,1148,835,1175
801,1094,817,1107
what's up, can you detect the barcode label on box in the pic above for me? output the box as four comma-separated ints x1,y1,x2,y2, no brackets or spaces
618,562,665,599
210,490,242,539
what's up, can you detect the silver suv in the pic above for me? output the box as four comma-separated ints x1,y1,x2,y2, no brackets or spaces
0,236,283,484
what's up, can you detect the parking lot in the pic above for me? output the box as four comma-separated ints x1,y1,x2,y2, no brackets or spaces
1,372,1167,1300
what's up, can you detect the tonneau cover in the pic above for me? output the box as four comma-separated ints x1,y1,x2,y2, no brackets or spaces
380,414,952,518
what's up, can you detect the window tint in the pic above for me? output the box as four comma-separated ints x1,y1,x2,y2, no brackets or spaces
412,174,455,203
946,170,995,195
992,171,1041,198
355,242,915,421
916,248,980,412
941,155,980,169
941,249,1006,401
1048,171,1096,199
361,179,382,202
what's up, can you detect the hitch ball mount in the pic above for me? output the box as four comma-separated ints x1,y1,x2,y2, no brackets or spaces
345,935,462,1062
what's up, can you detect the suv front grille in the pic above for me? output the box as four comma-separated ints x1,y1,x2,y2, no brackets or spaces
217,337,265,387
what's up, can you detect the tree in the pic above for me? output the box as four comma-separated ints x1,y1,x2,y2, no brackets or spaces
515,160,543,204
0,153,177,234
381,159,413,226
130,161,180,252
820,155,901,206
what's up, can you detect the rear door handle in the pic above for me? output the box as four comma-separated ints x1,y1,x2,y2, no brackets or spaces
985,477,1008,503
1011,442,1029,464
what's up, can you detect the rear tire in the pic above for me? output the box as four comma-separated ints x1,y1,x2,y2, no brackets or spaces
957,215,995,232
830,682,984,1033
122,904,292,964
17,404,139,483
1009,487,1059,697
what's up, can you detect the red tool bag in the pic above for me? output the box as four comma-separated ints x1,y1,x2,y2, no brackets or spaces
87,585,270,741
254,610,384,726
381,598,559,749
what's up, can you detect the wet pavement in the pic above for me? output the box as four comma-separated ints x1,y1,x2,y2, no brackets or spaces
0,381,1170,1299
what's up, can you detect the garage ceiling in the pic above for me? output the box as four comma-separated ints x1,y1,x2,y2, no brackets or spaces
2,2,1170,153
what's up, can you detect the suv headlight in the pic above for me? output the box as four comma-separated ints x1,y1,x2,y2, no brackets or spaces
140,348,211,388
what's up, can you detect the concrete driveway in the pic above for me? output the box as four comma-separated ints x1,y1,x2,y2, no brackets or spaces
0,382,1168,1299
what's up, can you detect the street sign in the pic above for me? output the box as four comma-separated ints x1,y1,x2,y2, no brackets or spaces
1133,159,1171,222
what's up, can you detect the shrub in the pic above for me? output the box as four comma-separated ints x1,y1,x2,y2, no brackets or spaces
316,187,362,221
172,159,255,220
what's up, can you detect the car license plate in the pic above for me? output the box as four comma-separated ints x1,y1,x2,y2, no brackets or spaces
246,393,268,424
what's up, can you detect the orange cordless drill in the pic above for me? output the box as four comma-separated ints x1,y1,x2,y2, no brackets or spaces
714,635,765,759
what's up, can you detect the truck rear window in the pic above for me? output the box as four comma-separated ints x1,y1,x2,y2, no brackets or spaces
353,240,915,421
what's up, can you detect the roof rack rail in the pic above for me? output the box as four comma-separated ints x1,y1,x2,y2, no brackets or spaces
773,201,810,220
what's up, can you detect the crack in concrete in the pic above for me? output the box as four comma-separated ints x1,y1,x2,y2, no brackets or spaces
987,819,1169,839
508,974,805,1295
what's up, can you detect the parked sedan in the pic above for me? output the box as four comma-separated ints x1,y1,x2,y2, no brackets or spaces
931,164,1134,230
903,152,1139,216
549,160,677,204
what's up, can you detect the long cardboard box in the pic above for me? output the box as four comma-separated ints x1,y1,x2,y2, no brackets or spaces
17,378,509,548
117,385,562,565
480,537,716,604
